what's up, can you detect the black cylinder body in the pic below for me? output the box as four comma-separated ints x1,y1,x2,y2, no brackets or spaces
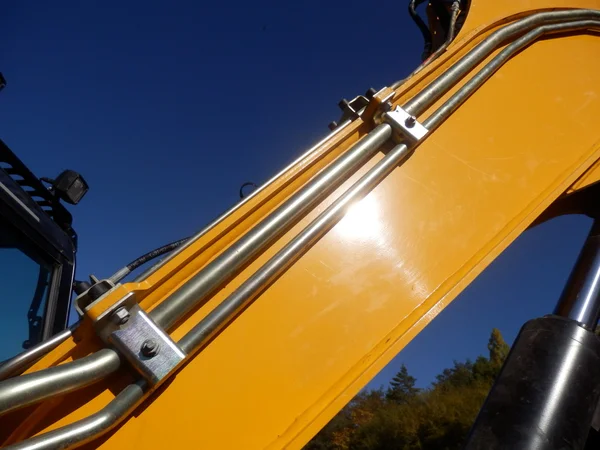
466,315,600,450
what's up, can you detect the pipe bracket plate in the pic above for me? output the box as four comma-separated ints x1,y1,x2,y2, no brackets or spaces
383,106,428,144
109,305,185,385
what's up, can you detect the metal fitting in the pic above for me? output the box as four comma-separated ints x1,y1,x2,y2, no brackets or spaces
383,106,429,144
140,339,160,357
111,307,130,325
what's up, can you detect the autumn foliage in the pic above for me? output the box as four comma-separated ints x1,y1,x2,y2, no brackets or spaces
305,329,510,450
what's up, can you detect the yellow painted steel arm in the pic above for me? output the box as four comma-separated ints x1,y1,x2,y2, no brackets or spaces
3,0,600,448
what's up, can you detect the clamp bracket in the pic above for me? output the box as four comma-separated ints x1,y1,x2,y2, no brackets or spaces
109,305,185,385
383,106,428,144
91,293,185,385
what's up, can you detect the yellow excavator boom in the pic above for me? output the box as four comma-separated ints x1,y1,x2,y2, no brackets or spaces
2,0,600,448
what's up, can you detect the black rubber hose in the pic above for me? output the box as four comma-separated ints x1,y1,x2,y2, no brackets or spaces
409,0,433,60
126,237,190,272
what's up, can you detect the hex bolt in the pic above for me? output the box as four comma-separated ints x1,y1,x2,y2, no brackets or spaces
382,101,393,113
405,116,416,128
141,339,160,357
111,307,130,325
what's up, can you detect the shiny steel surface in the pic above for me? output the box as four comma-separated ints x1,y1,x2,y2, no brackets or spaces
134,119,352,282
403,9,600,116
383,106,429,143
426,19,600,127
4,382,146,450
179,140,414,353
150,124,392,330
0,349,120,416
555,222,600,328
0,329,73,381
110,306,185,384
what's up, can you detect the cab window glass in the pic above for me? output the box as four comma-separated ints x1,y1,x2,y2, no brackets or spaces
0,216,53,361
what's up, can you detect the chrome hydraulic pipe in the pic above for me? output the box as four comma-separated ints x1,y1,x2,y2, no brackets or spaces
555,221,600,329
424,18,600,127
179,139,412,352
134,119,353,282
0,349,120,416
403,9,600,116
0,329,73,381
150,123,393,330
4,381,146,450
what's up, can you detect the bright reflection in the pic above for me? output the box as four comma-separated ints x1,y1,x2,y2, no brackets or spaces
334,192,430,299
336,193,384,242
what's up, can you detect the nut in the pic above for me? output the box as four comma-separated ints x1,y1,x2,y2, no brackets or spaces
111,307,130,325
141,339,160,357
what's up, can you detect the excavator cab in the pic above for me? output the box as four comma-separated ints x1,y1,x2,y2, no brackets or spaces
0,138,85,362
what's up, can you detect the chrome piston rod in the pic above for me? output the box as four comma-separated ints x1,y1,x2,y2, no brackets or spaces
7,10,600,449
555,221,600,328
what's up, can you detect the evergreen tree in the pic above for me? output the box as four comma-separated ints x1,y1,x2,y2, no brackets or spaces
305,328,512,450
488,328,510,368
386,364,419,403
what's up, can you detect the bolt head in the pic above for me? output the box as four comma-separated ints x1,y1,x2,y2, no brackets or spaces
111,307,130,325
141,339,160,357
381,101,393,113
405,116,416,128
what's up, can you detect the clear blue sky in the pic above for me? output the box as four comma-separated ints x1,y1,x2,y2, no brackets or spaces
1,1,592,388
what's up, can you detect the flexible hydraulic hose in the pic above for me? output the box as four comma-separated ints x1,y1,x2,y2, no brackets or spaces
109,237,190,283
409,0,433,60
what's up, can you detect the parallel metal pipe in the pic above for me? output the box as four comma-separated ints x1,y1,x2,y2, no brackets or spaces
0,349,120,416
426,19,600,126
179,139,410,352
0,121,357,419
0,329,73,381
4,381,146,450
8,10,600,450
403,9,600,116
150,124,393,330
134,119,352,282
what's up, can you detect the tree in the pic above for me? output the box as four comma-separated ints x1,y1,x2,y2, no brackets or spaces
488,328,510,368
386,364,420,403
433,360,474,391
305,328,512,450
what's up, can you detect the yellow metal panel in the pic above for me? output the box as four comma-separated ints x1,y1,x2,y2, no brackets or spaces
6,1,600,449
98,24,600,450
